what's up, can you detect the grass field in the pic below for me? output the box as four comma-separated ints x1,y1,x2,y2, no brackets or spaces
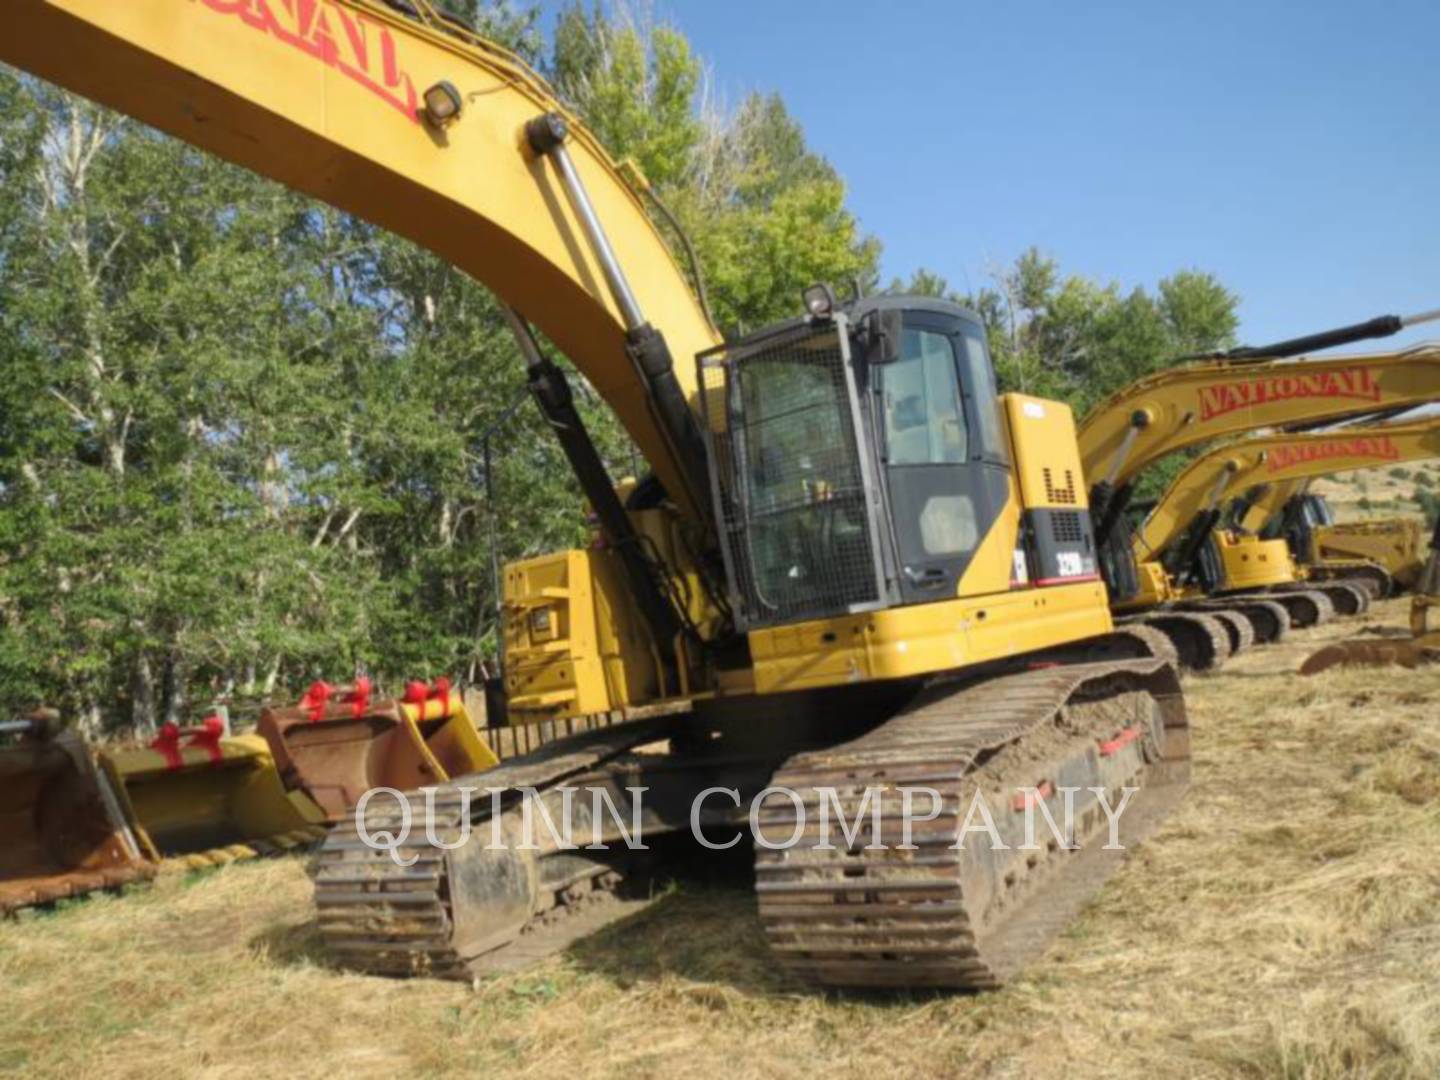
3,600,1438,1079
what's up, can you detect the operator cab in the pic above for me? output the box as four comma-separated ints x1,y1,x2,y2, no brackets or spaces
1263,491,1335,557
698,294,1014,628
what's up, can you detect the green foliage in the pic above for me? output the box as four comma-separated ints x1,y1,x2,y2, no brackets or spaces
0,4,883,733
888,251,1237,415
1389,466,1412,480
1415,471,1435,489
888,253,1239,498
549,8,879,335
549,5,702,187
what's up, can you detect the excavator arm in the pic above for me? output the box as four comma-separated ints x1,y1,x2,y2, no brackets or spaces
1078,341,1440,529
4,0,722,524
1135,417,1440,564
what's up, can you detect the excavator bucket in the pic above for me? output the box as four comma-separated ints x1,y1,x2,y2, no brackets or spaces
1300,632,1440,675
100,721,327,868
0,712,154,914
1302,554,1440,674
1300,638,1439,675
257,680,498,822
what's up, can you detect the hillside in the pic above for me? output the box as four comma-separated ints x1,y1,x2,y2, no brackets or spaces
3,601,1437,1079
1311,459,1440,524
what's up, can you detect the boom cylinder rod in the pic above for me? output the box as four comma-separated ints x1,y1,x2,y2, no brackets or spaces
532,128,645,331
524,113,715,524
1104,416,1147,487
1220,306,1440,362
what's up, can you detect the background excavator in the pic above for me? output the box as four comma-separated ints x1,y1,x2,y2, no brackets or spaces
3,1,1190,989
1236,479,1431,593
1301,514,1440,674
1077,330,1440,665
1135,417,1440,607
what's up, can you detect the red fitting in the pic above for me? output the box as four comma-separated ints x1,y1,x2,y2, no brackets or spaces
150,722,185,770
187,716,226,763
300,680,334,723
347,676,373,717
1011,780,1055,813
402,677,455,718
1099,727,1142,758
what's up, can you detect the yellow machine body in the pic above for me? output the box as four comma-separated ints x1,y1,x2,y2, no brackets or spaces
744,394,1110,696
507,393,1113,712
101,733,326,867
503,548,670,721
1210,532,1296,591
1238,478,1431,591
1308,519,1429,590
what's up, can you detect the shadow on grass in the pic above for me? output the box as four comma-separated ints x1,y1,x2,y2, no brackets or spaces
244,842,976,1005
249,916,335,969
560,844,970,1006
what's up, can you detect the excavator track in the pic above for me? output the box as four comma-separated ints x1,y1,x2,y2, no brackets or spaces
1267,588,1336,629
1206,610,1256,656
1310,581,1371,618
1125,611,1232,670
312,715,684,980
1184,597,1291,645
754,659,1188,989
1304,561,1394,600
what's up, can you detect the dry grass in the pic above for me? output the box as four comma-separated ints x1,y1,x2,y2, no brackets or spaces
3,601,1438,1079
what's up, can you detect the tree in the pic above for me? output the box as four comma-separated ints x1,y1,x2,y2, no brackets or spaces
549,7,879,336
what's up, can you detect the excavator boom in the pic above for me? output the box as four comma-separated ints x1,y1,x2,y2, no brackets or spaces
1079,342,1440,518
1136,418,1440,564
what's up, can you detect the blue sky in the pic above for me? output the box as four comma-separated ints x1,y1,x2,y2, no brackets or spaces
541,0,1439,350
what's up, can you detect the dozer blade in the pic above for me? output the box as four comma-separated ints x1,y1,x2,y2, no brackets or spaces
1300,634,1440,676
258,680,498,823
101,724,328,869
1,717,154,914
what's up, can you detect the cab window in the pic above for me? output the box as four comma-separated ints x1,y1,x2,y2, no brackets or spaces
881,329,968,465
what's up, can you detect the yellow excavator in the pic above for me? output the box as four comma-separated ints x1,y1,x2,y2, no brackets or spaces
1134,418,1440,607
1078,332,1440,666
5,1,1192,990
1301,514,1440,674
0,710,154,914
1235,479,1430,594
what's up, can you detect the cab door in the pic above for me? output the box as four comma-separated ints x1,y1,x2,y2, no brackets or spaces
874,312,1010,603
